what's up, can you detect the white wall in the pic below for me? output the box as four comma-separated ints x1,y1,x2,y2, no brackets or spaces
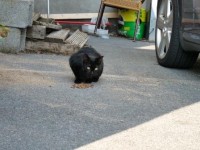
34,0,115,14
148,0,158,41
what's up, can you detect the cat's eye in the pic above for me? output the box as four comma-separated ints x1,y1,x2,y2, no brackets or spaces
87,67,91,70
95,67,98,71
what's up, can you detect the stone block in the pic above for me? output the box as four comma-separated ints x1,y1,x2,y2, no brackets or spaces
0,27,26,53
0,0,34,28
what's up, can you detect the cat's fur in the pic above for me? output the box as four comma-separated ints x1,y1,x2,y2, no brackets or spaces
69,46,104,83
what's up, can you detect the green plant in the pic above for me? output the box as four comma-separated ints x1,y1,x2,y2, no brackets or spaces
0,24,9,38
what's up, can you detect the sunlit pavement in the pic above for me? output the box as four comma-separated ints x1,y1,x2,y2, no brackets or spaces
76,102,200,150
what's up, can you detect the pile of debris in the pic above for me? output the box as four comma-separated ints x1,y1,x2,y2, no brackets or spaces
0,0,88,54
26,13,89,55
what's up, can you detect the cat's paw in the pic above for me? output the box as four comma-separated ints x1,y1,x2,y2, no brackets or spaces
74,79,82,84
92,78,99,82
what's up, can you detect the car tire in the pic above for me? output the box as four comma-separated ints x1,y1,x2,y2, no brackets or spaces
155,0,199,68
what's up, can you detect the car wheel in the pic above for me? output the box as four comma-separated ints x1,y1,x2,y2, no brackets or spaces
155,0,199,68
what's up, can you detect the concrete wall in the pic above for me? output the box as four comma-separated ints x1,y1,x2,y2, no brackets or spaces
0,0,33,28
0,0,33,53
34,0,115,14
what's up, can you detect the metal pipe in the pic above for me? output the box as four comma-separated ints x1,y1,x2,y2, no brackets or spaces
55,20,112,26
47,0,50,19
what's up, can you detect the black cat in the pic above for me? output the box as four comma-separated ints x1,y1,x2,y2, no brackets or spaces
69,46,104,83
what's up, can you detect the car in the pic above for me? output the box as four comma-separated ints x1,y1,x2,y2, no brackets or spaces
155,0,200,68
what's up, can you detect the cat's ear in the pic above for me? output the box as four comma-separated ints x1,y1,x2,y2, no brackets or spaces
96,56,104,64
83,54,90,64
100,56,104,59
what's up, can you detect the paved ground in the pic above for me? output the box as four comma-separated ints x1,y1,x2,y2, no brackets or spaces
0,36,200,150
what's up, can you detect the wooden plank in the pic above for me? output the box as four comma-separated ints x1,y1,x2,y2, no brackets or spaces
33,21,62,30
32,13,41,22
38,17,55,24
25,40,79,55
26,25,46,39
79,38,89,48
103,0,141,11
65,30,88,48
45,29,70,43
41,12,119,19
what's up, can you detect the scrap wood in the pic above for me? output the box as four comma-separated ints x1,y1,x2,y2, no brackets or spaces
25,15,88,55
46,29,70,43
38,17,55,24
33,21,62,30
32,13,41,22
26,25,46,39
65,30,89,48
25,40,79,55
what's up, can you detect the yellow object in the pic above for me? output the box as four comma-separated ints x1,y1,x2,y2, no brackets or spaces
140,8,147,22
119,9,137,22
119,8,146,22
0,25,9,38
118,7,146,39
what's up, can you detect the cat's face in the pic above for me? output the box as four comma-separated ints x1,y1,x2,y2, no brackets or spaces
85,64,100,74
83,54,103,77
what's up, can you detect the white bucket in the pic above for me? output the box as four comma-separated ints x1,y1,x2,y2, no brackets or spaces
81,24,95,34
96,29,109,39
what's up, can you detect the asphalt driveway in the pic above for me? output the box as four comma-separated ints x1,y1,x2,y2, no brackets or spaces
0,36,200,150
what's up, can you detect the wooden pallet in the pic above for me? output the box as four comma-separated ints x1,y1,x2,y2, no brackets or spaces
65,30,89,48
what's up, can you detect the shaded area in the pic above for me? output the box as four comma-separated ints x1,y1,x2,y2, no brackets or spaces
0,37,200,150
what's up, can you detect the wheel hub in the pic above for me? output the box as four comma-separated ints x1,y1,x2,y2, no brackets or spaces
163,27,167,36
156,0,173,59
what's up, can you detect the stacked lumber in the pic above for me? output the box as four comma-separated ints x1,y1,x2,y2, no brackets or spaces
26,13,89,55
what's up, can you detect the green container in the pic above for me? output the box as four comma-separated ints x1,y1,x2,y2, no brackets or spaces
136,22,146,40
118,8,147,39
118,21,136,38
118,21,146,39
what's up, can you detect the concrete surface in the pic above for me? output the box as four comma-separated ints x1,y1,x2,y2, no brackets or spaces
0,36,200,150
0,0,33,28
